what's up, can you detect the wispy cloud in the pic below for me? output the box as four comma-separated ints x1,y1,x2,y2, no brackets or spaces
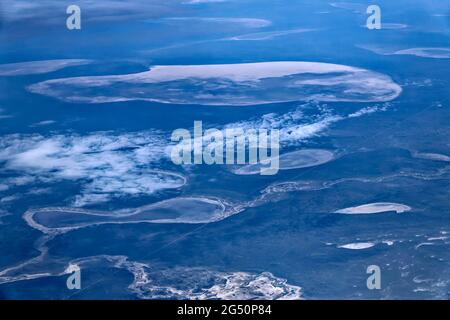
29,120,56,127
183,0,229,4
358,45,450,59
160,17,271,28
0,108,13,120
225,28,315,41
0,131,185,206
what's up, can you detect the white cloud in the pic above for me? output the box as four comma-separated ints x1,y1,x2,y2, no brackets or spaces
0,102,391,206
0,131,185,206
29,120,56,127
224,105,342,145
394,48,450,59
0,0,187,23
348,104,388,118
184,0,228,4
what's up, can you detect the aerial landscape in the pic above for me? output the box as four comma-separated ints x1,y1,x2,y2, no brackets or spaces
0,0,449,300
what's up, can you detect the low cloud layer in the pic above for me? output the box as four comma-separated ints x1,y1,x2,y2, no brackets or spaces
0,131,185,206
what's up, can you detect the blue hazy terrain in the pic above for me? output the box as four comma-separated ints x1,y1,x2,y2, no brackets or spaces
0,0,449,299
